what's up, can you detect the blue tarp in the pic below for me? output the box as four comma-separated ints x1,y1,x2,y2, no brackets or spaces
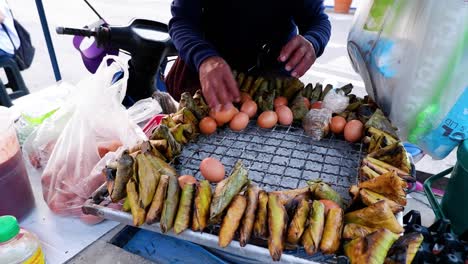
122,229,227,264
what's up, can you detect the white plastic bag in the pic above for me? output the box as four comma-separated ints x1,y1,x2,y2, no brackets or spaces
127,97,162,126
322,89,349,114
347,0,468,159
41,56,146,219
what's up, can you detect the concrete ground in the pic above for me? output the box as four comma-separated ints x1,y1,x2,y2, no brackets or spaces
7,1,445,263
67,224,156,264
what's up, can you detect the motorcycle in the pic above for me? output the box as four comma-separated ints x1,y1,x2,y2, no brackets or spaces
56,0,177,106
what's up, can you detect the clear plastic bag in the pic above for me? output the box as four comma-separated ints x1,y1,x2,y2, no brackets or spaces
127,97,163,127
347,0,468,159
13,82,74,146
322,89,349,114
22,101,75,169
302,108,332,141
22,83,155,170
41,56,146,219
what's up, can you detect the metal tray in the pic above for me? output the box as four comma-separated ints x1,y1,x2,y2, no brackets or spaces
83,121,364,263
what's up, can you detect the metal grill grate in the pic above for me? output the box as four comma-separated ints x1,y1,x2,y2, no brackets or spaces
172,121,364,262
175,120,364,203
84,121,365,263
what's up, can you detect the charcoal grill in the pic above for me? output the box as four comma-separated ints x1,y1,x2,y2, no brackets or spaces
83,121,365,263
176,120,363,201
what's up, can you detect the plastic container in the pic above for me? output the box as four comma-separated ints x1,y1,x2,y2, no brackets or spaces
142,114,166,138
0,107,35,220
403,142,425,164
0,215,45,264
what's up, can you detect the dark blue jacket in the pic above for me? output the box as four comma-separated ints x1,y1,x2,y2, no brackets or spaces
169,0,331,72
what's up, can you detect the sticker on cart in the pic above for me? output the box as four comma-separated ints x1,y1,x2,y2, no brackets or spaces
420,87,468,159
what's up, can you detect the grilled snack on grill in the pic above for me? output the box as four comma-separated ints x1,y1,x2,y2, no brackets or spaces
239,184,260,247
385,232,424,264
290,95,309,122
136,153,160,209
151,124,182,160
268,193,288,261
344,200,404,234
359,188,404,214
179,92,207,120
271,187,310,206
192,180,212,232
253,190,269,238
218,195,247,247
344,228,399,264
320,207,344,254
146,174,169,224
343,223,379,240
173,183,195,234
358,171,407,206
302,200,325,255
287,197,310,245
160,175,181,233
110,150,134,202
308,180,346,209
127,179,145,226
210,160,249,220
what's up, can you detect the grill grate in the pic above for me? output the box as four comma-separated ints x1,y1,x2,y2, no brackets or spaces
174,120,364,203
172,121,364,262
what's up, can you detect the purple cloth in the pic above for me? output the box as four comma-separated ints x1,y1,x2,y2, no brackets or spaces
169,0,331,72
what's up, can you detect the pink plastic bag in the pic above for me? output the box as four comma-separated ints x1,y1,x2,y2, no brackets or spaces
41,56,146,220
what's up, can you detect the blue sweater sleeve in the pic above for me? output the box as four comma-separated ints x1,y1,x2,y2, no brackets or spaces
293,0,331,57
168,0,219,71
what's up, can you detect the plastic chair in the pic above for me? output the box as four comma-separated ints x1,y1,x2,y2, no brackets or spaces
0,57,29,107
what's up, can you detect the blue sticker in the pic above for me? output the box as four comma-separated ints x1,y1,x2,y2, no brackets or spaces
420,87,468,159
371,39,397,78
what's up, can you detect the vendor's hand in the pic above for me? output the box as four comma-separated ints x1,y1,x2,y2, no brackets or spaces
278,35,316,78
199,56,240,110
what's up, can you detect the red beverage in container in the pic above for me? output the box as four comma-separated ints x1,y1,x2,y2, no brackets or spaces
0,107,35,220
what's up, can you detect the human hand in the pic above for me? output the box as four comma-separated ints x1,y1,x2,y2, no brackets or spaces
199,56,240,110
278,35,317,78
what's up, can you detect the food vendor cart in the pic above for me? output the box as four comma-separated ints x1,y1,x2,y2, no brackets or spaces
4,0,465,263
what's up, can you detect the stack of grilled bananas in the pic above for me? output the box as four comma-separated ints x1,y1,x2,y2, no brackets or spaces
343,105,422,264
106,154,355,261
232,71,354,122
